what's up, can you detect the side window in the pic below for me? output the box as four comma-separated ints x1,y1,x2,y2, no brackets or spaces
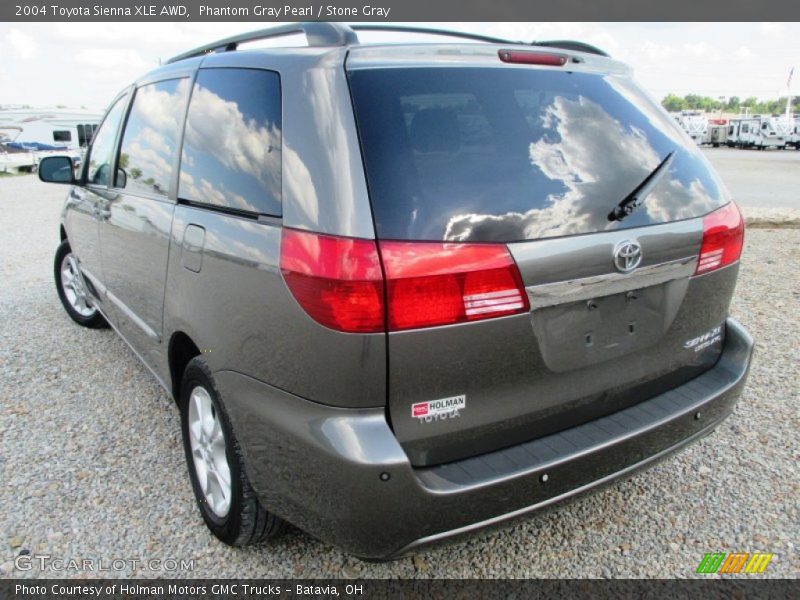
53,130,72,143
179,68,282,216
86,95,128,186
116,78,190,198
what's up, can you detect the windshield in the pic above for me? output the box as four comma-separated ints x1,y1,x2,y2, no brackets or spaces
348,67,729,242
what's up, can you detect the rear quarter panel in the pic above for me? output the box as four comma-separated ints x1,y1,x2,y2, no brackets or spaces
163,207,386,408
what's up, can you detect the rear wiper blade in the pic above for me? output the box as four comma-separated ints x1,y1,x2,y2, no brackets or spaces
608,151,675,222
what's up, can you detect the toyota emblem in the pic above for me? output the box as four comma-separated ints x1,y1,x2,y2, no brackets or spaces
613,240,643,273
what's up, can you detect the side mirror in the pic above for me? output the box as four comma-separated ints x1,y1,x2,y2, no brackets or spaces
38,156,76,184
116,167,127,189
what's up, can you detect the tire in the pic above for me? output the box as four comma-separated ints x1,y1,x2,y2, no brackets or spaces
54,240,108,329
179,357,285,546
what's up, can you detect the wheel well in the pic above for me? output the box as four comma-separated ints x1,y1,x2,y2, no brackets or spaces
60,226,67,242
168,332,200,402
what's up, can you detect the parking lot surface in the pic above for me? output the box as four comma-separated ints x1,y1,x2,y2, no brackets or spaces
1,174,798,578
702,147,800,209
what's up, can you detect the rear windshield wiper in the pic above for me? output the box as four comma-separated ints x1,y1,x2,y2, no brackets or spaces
608,151,675,222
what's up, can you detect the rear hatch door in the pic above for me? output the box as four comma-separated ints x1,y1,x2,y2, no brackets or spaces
347,50,737,466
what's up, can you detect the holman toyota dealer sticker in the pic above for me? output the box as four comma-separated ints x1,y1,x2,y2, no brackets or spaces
412,395,466,422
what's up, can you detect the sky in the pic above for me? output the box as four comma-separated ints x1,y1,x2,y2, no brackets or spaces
0,22,797,110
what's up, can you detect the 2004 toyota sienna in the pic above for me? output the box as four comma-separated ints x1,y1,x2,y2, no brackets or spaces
39,23,754,559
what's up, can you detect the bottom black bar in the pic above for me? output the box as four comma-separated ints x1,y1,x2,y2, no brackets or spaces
1,579,797,600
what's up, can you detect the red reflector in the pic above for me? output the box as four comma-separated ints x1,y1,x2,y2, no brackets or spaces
498,49,567,66
280,228,384,333
379,242,529,331
695,202,744,275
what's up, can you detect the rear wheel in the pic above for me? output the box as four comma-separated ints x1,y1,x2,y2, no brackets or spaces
179,357,285,546
54,240,108,328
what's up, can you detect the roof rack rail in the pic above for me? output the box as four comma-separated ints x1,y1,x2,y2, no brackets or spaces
165,23,610,65
350,25,518,45
532,40,609,57
166,22,359,64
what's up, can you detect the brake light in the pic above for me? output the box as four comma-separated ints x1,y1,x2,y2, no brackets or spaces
280,228,384,333
695,202,744,275
379,242,529,331
498,50,567,66
281,230,529,333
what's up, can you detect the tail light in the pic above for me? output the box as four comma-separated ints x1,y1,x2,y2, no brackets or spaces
695,202,744,275
280,228,384,333
379,242,528,331
281,229,529,333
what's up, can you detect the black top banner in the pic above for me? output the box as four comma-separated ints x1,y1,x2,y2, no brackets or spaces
4,0,800,21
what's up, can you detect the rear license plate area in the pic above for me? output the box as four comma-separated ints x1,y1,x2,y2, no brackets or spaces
531,283,673,373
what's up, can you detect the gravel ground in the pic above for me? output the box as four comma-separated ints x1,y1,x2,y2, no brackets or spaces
1,174,798,579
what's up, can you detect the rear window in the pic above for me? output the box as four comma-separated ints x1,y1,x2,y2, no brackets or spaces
348,68,728,242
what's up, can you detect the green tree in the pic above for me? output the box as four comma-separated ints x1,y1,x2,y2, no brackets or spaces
662,94,686,112
662,93,797,116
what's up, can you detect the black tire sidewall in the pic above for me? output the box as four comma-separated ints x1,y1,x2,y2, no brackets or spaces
179,358,245,543
54,240,105,328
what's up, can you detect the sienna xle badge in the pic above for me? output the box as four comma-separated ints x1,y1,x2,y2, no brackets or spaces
39,23,753,559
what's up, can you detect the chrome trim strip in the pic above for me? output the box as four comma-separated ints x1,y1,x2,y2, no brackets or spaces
79,266,106,297
106,290,161,342
525,256,698,310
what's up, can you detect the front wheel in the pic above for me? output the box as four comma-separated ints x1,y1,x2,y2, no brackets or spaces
54,240,108,328
180,357,286,546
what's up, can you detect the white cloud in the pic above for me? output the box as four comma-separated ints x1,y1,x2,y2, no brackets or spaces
640,41,675,60
73,48,149,71
0,22,797,107
6,28,38,59
758,23,785,36
682,41,720,61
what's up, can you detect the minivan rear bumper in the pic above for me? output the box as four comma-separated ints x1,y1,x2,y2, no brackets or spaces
216,317,753,559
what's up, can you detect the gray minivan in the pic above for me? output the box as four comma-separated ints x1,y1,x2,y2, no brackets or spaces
39,23,753,559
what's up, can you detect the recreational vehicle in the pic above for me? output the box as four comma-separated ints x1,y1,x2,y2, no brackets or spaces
706,118,727,147
674,111,708,145
0,123,85,173
790,117,800,149
0,109,101,150
734,115,792,150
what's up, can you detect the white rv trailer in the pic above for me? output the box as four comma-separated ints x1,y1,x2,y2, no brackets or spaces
674,111,709,145
705,119,728,147
726,119,742,147
733,115,793,149
0,122,84,172
790,117,800,149
0,108,101,149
